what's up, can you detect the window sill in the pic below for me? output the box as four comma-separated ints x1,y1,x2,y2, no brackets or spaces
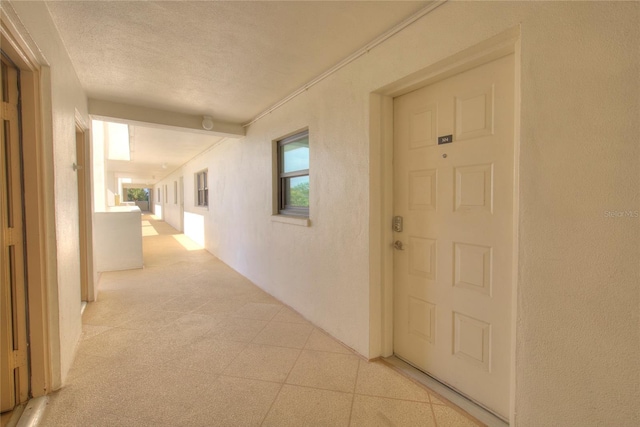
271,215,310,227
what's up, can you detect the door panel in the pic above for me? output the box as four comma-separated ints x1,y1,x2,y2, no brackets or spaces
1,55,29,413
393,54,515,418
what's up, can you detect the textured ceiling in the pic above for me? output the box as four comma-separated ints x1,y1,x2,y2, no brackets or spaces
45,1,429,185
46,0,427,124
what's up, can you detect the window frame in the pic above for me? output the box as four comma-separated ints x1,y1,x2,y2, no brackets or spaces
195,169,208,208
277,130,309,217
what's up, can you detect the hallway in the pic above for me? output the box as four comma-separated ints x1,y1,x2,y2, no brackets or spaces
40,215,482,426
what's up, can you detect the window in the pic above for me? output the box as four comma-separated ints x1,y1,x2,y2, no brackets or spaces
195,169,208,207
278,131,309,216
174,181,178,204
157,187,161,203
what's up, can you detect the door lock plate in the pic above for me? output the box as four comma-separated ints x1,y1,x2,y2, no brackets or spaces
393,216,403,232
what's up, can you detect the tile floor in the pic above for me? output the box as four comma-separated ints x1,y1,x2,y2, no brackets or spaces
39,215,483,426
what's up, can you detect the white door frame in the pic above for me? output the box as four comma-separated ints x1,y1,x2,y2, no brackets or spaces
369,26,522,424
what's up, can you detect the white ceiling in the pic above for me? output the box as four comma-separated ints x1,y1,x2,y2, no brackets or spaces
106,124,224,185
45,1,429,184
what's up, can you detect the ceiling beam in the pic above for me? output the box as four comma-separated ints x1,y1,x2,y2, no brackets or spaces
88,99,245,138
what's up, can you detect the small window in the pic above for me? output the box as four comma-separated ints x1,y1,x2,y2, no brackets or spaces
278,131,309,217
174,181,178,204
157,187,161,203
195,169,208,207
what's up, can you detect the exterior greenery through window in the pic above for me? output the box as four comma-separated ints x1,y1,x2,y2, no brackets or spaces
127,188,149,201
196,169,208,207
278,131,309,216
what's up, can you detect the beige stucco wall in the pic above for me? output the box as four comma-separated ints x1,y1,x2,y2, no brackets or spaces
155,2,638,425
9,1,89,388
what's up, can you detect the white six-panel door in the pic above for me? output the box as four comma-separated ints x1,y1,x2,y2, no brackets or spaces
393,54,515,418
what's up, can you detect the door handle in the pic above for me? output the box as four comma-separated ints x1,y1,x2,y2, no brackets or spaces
393,240,405,251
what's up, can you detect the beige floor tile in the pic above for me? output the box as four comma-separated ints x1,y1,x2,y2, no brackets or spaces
350,395,436,427
304,328,354,354
143,325,204,350
112,366,220,424
159,295,211,312
81,324,113,341
355,360,431,402
286,350,360,393
78,327,149,359
432,404,483,426
125,336,190,367
118,309,184,330
41,363,146,426
195,284,249,299
193,298,247,315
161,312,226,339
262,384,352,427
209,316,269,342
41,408,163,427
429,391,448,405
64,352,112,385
164,336,247,374
177,376,281,427
102,286,175,301
83,296,173,322
81,302,145,327
252,321,314,349
246,291,283,305
79,326,194,367
233,302,283,320
272,306,310,324
94,288,177,305
223,343,300,382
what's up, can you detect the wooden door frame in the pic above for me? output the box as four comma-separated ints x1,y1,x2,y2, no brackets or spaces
368,27,522,424
1,7,54,398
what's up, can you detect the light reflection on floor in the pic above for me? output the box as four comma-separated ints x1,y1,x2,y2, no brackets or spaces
172,234,203,251
141,220,158,236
